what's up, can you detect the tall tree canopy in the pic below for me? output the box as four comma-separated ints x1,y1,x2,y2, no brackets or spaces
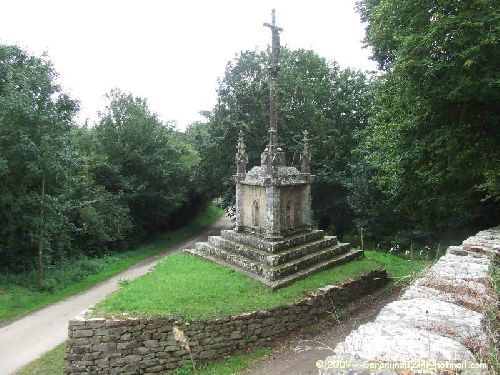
89,90,193,237
0,45,76,273
190,47,371,236
355,0,500,239
0,46,130,275
0,46,198,280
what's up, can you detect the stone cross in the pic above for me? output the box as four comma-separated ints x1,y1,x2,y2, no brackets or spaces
263,9,283,157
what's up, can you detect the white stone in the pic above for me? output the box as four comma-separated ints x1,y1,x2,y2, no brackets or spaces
332,322,475,362
375,298,485,344
401,285,491,312
414,275,488,296
431,255,490,281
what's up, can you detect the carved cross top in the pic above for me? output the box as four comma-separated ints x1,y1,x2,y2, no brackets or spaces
263,9,283,37
263,9,283,158
263,9,283,73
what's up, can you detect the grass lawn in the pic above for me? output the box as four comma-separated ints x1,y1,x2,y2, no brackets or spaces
0,203,224,324
92,250,429,321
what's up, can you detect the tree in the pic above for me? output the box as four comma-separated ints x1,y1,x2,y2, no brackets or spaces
0,46,131,278
356,0,500,239
192,47,371,236
68,126,133,256
0,45,78,278
313,67,372,234
90,90,192,237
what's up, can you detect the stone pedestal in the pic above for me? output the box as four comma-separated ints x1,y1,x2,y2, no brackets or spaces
187,143,362,289
235,164,312,239
188,228,362,289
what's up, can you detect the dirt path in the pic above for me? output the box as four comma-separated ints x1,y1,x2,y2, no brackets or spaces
242,287,402,375
0,215,232,375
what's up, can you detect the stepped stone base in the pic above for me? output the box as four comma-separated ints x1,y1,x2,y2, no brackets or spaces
186,229,363,289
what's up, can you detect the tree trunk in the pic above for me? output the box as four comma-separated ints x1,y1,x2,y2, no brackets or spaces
37,175,45,285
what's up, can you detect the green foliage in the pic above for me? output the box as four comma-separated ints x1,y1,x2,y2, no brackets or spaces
0,45,133,273
313,67,372,233
93,250,428,321
89,89,193,237
190,48,371,235
0,45,78,272
38,256,120,292
354,0,500,240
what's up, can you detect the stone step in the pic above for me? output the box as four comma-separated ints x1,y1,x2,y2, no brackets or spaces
185,247,364,289
272,243,351,280
273,236,339,264
269,249,364,289
207,236,273,265
207,235,339,266
192,241,352,282
185,247,274,287
192,242,270,278
220,229,326,253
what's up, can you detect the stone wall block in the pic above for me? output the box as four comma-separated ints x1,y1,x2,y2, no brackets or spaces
94,342,116,353
117,342,133,350
72,329,94,338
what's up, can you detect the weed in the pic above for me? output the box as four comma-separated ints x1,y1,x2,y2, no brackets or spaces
170,363,193,375
304,323,321,336
173,325,197,374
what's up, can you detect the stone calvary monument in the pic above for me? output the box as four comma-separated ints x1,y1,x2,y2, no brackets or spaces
188,10,363,289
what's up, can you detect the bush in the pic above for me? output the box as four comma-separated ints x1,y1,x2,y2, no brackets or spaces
0,254,125,293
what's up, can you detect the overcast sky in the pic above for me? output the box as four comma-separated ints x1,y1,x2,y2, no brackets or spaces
1,0,376,130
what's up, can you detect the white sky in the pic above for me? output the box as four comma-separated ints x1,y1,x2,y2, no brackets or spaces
0,0,376,130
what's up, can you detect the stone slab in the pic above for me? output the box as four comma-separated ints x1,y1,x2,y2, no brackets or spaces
375,298,486,344
331,322,475,362
185,248,363,289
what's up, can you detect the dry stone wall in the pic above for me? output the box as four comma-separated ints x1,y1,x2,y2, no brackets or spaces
319,227,499,375
65,269,388,374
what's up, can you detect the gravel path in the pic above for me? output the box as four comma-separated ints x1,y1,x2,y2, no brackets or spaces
0,215,232,375
242,288,402,375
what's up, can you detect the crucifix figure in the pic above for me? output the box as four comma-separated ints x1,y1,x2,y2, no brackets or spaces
263,9,283,171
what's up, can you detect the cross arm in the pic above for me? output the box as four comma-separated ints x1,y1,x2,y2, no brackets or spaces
263,23,283,32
